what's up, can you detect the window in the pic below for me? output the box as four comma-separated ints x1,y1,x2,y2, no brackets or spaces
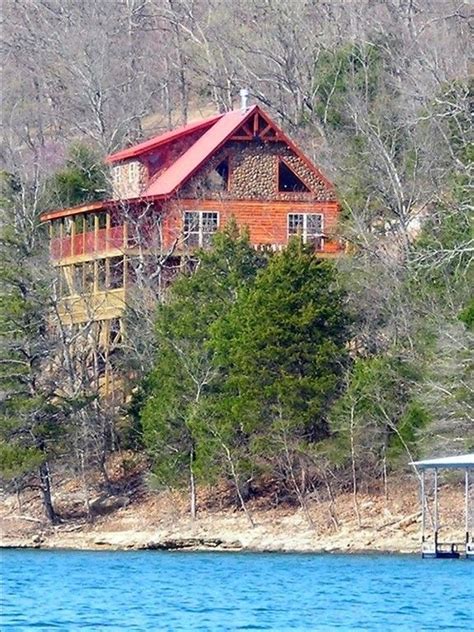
73,264,84,293
64,217,74,236
279,161,310,193
98,212,107,230
74,214,84,234
288,213,324,250
96,259,106,291
108,256,124,290
56,267,66,297
128,161,139,183
85,213,95,232
110,211,122,227
51,219,62,238
206,158,229,191
108,318,122,348
83,262,95,292
183,211,218,248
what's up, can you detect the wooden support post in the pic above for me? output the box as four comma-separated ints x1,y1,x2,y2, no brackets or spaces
466,468,470,546
421,469,426,543
434,468,439,550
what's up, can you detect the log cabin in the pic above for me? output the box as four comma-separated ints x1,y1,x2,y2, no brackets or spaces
40,102,341,396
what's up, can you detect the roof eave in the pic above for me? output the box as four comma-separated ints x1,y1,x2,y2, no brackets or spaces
39,195,167,222
411,453,474,470
106,113,224,164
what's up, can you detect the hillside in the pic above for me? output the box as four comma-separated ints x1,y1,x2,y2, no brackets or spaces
1,0,472,534
0,457,467,555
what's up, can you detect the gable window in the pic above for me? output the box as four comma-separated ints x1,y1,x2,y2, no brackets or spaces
288,213,324,250
128,161,139,183
278,161,310,193
206,158,229,191
183,211,219,248
112,165,121,185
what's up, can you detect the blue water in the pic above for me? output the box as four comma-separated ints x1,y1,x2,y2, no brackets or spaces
1,550,473,631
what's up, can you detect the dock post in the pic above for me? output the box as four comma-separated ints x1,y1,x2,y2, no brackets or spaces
434,468,439,554
421,469,426,547
466,469,470,550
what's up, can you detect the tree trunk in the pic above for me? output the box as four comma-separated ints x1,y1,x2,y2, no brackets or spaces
189,447,196,520
16,481,23,514
80,450,92,522
350,405,361,527
221,442,254,528
38,461,59,524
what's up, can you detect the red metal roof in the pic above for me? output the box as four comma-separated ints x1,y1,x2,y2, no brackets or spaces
144,106,259,197
41,104,335,222
106,112,224,163
40,200,108,222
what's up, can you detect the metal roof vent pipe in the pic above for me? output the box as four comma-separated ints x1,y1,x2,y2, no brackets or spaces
239,88,249,114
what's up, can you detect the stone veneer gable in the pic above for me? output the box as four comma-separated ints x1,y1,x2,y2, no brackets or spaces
179,141,336,202
111,160,147,199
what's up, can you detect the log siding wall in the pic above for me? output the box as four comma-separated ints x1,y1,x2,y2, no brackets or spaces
164,199,341,254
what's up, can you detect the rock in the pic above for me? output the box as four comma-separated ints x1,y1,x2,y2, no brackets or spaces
90,494,129,516
219,540,242,550
140,537,230,551
31,534,44,547
398,512,421,529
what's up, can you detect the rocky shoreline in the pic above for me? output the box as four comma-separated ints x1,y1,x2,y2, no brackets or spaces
0,511,425,555
1,480,466,556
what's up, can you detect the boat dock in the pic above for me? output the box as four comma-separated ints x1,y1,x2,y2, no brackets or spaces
412,454,474,559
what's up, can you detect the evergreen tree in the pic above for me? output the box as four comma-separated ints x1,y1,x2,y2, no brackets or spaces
209,239,350,501
45,143,108,210
0,175,67,523
140,222,265,516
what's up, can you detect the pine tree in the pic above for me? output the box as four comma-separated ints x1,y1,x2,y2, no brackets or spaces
140,222,264,517
0,175,67,523
44,143,108,210
209,239,350,502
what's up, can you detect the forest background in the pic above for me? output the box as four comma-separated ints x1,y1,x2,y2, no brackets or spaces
0,0,472,524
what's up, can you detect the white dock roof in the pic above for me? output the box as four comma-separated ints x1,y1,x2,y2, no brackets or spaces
412,453,474,469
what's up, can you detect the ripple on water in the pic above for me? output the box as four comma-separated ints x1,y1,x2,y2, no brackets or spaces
1,550,473,631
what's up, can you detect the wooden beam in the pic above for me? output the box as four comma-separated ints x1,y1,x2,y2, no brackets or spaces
242,122,253,136
230,135,254,141
253,113,259,135
259,123,274,138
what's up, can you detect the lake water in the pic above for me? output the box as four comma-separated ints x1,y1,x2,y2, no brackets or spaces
1,549,473,631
